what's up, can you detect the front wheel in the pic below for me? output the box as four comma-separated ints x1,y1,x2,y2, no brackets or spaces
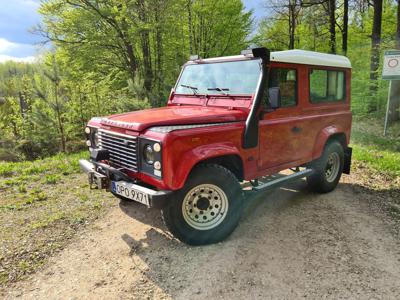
161,164,244,245
307,140,344,193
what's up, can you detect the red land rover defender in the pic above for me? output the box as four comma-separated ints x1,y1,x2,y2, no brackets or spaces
80,48,352,245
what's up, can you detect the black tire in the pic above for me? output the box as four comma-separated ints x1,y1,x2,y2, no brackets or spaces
161,164,244,245
307,140,344,193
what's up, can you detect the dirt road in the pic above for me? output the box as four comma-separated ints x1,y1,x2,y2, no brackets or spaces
4,176,400,299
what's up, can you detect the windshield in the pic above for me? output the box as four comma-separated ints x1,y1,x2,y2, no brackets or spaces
175,59,261,95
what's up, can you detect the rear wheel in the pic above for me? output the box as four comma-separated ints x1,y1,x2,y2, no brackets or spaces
162,164,244,245
307,141,344,193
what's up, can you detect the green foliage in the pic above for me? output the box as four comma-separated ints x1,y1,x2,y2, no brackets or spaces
256,0,399,117
0,0,252,160
0,151,86,178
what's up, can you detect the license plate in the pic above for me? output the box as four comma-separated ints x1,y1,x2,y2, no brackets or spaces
111,181,150,206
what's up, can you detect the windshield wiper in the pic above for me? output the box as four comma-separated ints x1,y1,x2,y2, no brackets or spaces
180,84,198,95
207,87,230,95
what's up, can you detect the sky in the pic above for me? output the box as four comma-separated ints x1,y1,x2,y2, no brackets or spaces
0,0,264,63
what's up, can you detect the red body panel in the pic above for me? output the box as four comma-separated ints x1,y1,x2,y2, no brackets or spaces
88,61,352,192
101,106,247,131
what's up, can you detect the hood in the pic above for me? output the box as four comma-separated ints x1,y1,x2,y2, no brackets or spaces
100,106,247,131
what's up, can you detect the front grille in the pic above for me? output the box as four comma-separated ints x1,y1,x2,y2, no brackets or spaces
98,130,138,172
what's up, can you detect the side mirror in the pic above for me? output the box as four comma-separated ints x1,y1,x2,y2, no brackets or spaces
268,87,281,109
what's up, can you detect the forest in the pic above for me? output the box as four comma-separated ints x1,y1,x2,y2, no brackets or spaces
0,0,399,161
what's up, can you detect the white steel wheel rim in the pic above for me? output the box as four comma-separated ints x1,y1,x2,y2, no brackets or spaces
325,152,340,183
182,184,229,231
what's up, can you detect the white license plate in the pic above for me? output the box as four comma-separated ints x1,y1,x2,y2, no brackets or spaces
111,181,150,206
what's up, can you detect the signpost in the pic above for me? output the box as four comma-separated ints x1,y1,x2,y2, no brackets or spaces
382,50,400,135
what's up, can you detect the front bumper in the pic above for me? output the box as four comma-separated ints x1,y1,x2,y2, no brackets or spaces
79,159,171,208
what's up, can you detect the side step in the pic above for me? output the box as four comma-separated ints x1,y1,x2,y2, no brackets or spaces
252,169,314,192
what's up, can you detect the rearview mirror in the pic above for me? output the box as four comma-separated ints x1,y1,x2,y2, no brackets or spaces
268,87,281,109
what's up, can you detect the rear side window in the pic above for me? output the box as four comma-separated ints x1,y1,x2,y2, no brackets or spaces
309,69,345,103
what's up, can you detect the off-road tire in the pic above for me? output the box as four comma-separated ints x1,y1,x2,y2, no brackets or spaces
161,164,244,245
307,140,344,193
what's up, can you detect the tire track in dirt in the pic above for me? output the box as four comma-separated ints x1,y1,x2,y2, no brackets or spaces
3,179,400,299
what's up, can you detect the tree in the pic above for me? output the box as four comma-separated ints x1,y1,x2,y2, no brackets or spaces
289,0,302,49
259,0,301,50
397,0,400,49
301,0,336,53
328,0,337,53
342,0,349,55
369,0,383,112
34,55,68,152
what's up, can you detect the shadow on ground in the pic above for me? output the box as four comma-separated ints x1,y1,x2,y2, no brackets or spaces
117,179,400,299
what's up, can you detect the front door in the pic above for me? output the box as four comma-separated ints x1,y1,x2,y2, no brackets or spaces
258,65,307,171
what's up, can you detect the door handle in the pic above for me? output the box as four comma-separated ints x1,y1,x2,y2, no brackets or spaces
291,126,302,133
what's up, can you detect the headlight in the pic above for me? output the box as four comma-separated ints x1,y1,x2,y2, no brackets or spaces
85,127,99,148
93,131,99,147
143,144,155,164
140,138,162,178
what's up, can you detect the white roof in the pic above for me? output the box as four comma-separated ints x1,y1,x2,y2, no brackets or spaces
271,50,351,68
197,49,351,69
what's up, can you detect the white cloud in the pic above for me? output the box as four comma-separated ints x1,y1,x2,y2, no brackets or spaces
0,54,36,63
0,38,18,53
0,37,39,63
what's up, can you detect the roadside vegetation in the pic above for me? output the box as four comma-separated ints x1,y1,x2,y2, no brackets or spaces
0,152,115,286
352,118,400,178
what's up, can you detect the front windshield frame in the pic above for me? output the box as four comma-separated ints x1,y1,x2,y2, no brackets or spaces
174,58,262,96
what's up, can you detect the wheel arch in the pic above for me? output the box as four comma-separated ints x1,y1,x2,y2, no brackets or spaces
193,154,244,182
312,126,349,160
172,144,244,190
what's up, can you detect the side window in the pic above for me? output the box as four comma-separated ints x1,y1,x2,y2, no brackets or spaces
309,69,345,103
267,68,297,108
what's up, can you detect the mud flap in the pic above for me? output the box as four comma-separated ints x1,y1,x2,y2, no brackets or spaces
343,147,352,175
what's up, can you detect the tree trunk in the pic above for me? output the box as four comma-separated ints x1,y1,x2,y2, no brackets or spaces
155,1,163,104
288,0,296,49
388,81,400,122
54,82,66,152
78,86,85,130
397,0,400,49
389,0,400,121
342,0,348,55
328,0,336,54
368,0,383,112
138,0,152,93
188,0,193,54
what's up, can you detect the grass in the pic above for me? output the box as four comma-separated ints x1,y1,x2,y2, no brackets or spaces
0,150,116,287
351,117,400,178
0,151,84,178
